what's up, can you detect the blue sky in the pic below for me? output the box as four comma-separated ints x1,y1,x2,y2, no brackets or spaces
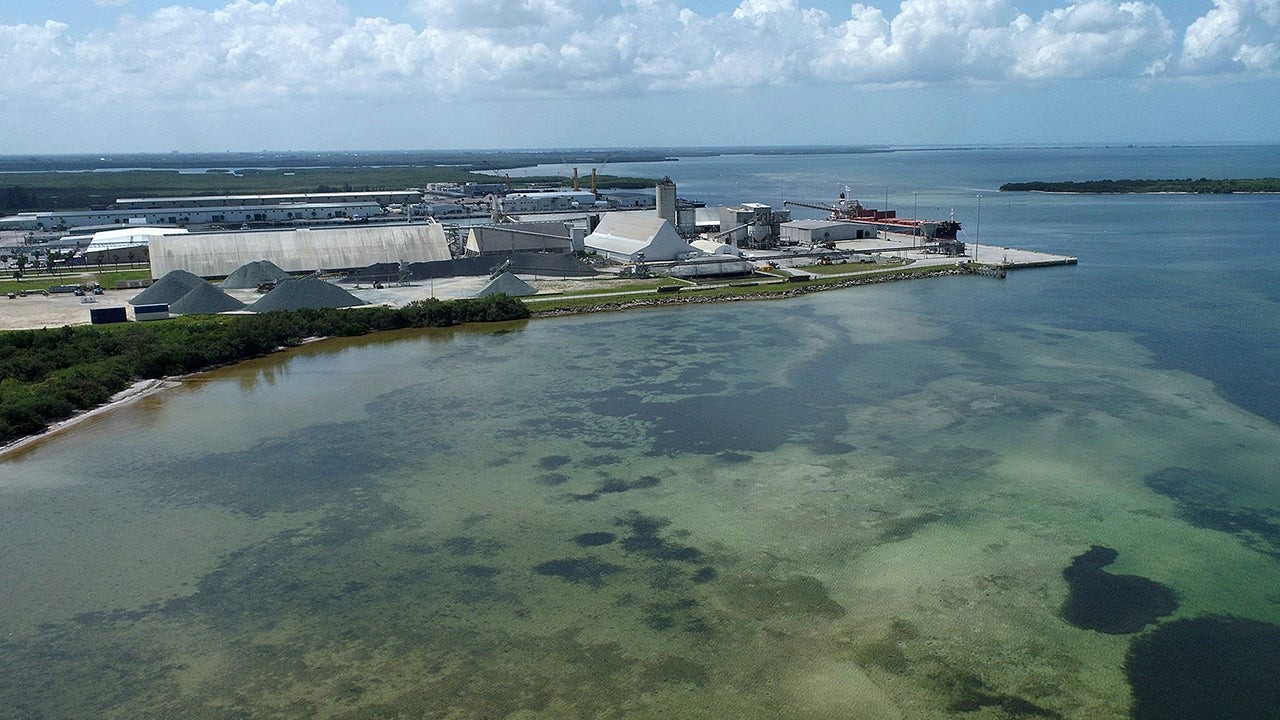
2,0,1277,152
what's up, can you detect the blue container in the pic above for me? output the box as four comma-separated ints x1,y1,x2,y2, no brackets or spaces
89,306,128,324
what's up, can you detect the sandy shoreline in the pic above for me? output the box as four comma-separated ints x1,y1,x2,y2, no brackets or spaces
0,377,180,460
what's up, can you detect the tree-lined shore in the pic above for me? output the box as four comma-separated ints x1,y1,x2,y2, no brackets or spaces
0,295,529,446
1000,178,1280,193
0,167,658,214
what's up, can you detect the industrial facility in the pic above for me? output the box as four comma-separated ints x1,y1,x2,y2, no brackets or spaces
0,199,386,232
464,222,578,256
583,214,700,263
148,223,451,278
4,164,989,320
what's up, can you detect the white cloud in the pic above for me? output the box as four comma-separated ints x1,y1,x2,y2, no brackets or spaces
1011,0,1175,80
0,0,1272,115
0,21,75,96
1181,0,1280,73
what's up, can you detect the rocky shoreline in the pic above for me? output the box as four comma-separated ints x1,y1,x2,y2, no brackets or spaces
530,267,972,317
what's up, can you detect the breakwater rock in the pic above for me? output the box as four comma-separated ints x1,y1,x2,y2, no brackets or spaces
530,267,971,318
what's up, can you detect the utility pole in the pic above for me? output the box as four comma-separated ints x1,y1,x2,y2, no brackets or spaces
912,190,918,249
975,194,982,264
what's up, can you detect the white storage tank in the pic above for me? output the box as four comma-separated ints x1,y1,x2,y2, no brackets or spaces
656,178,677,225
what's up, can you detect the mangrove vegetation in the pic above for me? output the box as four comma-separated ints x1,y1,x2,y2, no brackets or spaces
0,295,530,446
999,178,1280,194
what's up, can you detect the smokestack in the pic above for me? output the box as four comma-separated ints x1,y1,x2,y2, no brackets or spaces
572,167,579,191
591,168,598,197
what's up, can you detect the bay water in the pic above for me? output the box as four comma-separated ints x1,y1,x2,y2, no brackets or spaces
3,146,1279,718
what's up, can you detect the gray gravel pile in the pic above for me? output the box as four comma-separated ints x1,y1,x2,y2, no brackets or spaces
129,269,205,305
248,277,366,312
477,271,536,297
221,260,292,289
169,282,246,315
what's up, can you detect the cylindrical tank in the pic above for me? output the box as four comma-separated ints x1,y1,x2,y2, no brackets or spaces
676,207,695,233
656,178,677,225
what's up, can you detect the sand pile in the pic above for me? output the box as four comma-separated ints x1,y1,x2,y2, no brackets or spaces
129,270,204,305
248,277,366,312
477,271,536,297
169,282,246,315
222,260,292,289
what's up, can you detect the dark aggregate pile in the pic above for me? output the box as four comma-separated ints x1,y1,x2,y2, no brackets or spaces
248,277,366,312
129,269,205,305
477,272,536,297
169,282,246,315
221,260,293,289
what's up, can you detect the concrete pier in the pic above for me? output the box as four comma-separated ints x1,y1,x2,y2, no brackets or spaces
827,232,1078,270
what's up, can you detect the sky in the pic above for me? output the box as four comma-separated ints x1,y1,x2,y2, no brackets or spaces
1,0,1278,152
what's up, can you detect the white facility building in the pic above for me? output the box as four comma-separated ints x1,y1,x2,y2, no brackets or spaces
148,222,451,278
501,191,601,214
719,203,790,247
465,222,574,255
584,214,699,263
689,239,740,256
779,219,871,245
78,227,190,266
0,201,384,232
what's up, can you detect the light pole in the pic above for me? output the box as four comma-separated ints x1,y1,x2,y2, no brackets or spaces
912,190,918,249
974,194,982,264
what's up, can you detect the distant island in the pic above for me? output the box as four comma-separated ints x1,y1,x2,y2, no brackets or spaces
1000,178,1280,194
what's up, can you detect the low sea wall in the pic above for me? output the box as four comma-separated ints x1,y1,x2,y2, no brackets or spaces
531,267,973,317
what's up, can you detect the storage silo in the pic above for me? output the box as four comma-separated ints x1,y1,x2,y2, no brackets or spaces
656,178,677,225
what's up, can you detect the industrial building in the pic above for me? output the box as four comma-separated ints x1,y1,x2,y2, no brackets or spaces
718,203,791,248
667,256,755,278
500,191,602,214
584,214,699,263
0,201,384,232
779,219,872,246
148,222,450,278
464,222,575,255
79,227,189,266
112,191,421,210
689,239,739,256
420,203,472,219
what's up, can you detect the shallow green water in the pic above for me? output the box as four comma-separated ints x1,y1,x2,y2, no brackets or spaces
4,284,1279,719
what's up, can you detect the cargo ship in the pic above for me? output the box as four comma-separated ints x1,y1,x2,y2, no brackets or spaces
785,189,961,240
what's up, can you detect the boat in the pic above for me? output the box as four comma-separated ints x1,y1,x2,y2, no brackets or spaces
784,188,962,240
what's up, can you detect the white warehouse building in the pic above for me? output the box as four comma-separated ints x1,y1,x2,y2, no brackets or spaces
149,222,451,278
584,214,699,263
0,201,384,232
779,219,871,245
501,191,601,214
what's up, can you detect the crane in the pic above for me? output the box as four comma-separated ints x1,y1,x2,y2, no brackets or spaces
783,193,868,221
782,199,839,214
